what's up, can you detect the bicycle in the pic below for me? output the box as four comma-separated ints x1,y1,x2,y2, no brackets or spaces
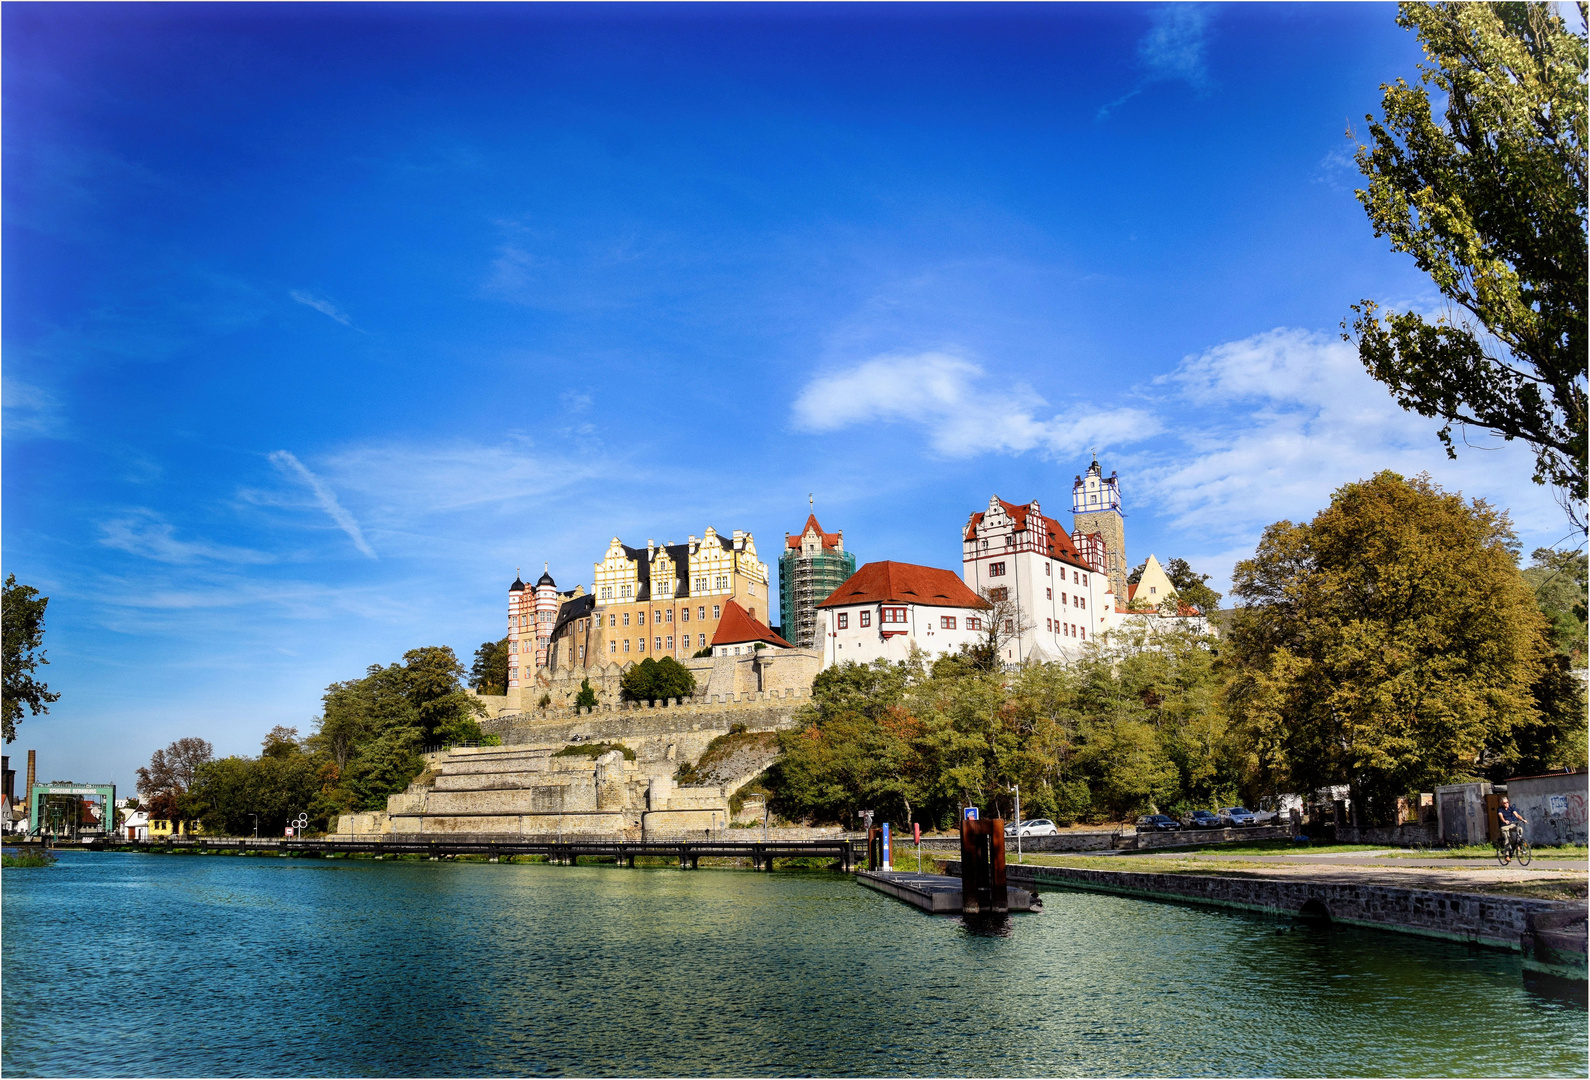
1494,830,1532,867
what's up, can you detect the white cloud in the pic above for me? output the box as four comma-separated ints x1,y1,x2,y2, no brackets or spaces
1138,327,1563,544
792,350,1157,459
3,378,67,439
1099,4,1213,120
99,510,274,565
289,289,354,326
268,450,378,559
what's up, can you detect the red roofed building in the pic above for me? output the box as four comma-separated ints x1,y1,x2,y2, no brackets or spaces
963,492,1120,664
816,561,992,666
778,513,857,649
710,600,793,657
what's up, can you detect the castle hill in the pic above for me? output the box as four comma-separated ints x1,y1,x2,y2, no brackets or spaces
3,4,1586,1079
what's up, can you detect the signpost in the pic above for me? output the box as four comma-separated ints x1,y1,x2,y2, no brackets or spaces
880,822,893,871
913,821,922,873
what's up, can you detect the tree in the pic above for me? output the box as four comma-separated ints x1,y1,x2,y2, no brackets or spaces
3,574,61,743
1226,471,1560,824
574,678,598,712
1348,2,1588,524
1522,546,1588,664
958,588,1023,670
619,657,697,703
136,737,214,803
470,639,509,695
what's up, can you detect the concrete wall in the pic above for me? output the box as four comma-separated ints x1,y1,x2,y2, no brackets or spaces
1435,782,1493,846
1507,772,1589,847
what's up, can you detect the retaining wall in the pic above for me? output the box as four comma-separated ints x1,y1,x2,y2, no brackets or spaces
968,862,1570,952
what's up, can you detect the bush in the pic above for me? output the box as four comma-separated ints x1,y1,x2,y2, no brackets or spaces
619,657,697,703
553,741,635,761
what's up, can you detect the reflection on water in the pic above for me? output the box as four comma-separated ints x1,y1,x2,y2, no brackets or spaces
3,851,1585,1077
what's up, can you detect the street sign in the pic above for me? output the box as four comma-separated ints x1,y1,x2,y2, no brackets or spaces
963,806,979,821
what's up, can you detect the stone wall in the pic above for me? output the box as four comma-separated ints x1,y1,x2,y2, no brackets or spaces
1336,822,1440,847
979,863,1571,952
483,647,823,713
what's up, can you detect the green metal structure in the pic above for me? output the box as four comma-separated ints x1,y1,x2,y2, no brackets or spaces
28,782,116,838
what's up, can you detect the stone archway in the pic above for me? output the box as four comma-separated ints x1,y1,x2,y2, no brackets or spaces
1298,898,1331,922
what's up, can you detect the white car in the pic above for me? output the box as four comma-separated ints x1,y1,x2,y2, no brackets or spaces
1005,818,1059,837
1219,807,1258,827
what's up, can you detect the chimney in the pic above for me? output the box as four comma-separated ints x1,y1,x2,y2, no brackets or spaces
27,749,37,804
647,539,655,559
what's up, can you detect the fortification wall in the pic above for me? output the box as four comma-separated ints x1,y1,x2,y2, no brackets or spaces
480,648,822,713
482,697,805,777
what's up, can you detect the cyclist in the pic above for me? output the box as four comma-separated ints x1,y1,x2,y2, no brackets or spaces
1497,797,1528,852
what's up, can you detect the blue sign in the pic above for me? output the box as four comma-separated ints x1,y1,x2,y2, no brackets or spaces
963,807,979,821
881,822,892,869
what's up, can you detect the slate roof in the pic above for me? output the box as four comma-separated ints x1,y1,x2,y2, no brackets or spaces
817,561,990,610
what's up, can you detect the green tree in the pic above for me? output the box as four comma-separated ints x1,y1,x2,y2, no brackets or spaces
1226,471,1561,824
574,678,598,712
469,639,509,695
1348,2,1587,520
619,657,696,703
1522,546,1588,664
3,574,61,743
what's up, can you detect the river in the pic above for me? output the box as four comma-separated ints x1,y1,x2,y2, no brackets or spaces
2,851,1584,1076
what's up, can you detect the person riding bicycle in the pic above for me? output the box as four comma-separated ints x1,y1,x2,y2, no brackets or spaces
1497,797,1528,850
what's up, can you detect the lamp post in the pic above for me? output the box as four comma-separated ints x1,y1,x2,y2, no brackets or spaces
1010,783,1022,864
249,814,258,841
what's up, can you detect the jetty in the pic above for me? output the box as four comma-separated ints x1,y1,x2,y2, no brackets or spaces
858,869,1039,914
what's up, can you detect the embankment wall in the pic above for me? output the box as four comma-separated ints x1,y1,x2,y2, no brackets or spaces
968,862,1570,952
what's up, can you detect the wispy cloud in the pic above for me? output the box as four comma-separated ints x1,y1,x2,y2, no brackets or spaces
268,450,378,559
1138,327,1561,542
2,378,68,439
1098,5,1213,120
99,509,275,565
289,289,355,327
792,350,1157,459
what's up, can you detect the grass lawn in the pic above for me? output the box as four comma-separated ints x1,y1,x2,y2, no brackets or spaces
1382,844,1588,860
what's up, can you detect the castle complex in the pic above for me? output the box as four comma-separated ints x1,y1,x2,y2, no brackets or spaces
337,458,1205,840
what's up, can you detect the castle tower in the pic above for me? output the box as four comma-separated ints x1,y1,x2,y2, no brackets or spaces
533,564,559,670
779,514,856,648
507,571,527,689
1071,457,1127,601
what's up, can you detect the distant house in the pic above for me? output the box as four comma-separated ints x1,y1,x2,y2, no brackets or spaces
709,600,793,657
148,818,203,839
121,808,150,841
818,561,991,666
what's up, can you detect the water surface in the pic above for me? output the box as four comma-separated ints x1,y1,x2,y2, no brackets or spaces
3,851,1584,1076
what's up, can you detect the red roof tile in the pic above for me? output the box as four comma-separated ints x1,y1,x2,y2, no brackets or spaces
818,561,991,610
786,514,843,550
711,600,793,648
964,497,1092,569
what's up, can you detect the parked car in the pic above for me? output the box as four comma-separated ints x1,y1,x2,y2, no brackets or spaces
1005,818,1059,837
1251,808,1281,825
1186,810,1222,830
1219,806,1258,827
1136,814,1181,832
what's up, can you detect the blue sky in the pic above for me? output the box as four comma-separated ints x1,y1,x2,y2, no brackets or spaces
4,2,1572,792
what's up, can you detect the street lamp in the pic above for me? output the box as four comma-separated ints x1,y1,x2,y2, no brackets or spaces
248,814,258,841
1009,783,1022,864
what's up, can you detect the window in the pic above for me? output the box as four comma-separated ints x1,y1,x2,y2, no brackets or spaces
713,605,721,619
666,636,673,649
579,645,585,659
1004,619,1013,633
1149,586,1157,595
623,612,630,626
654,611,663,624
981,539,988,549
1045,563,1051,577
988,587,1008,602
837,613,849,629
1073,571,1080,584
655,637,663,651
509,640,517,654
698,607,706,620
882,607,907,624
1081,573,1087,586
1046,588,1052,600
1080,627,1086,640
966,617,982,631
509,666,518,679
748,583,756,597
1047,618,1053,631
624,640,630,652
941,616,957,630
681,607,690,622
666,610,673,623
611,642,617,653
1078,597,1085,610
1062,592,1068,606
989,562,1006,577
860,611,871,627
